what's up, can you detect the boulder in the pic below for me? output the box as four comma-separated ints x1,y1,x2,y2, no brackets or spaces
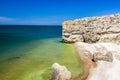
92,52,113,62
51,63,71,80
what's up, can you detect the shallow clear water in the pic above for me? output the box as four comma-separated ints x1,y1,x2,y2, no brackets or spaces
0,25,83,80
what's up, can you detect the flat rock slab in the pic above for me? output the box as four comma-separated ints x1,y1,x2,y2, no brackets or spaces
75,42,120,80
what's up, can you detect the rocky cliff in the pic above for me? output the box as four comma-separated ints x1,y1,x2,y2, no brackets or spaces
62,13,120,44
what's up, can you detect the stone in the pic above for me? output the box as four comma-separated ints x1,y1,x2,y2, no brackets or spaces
62,34,84,43
51,63,71,80
62,13,120,44
99,33,120,44
63,33,71,38
75,42,118,63
75,42,120,80
69,35,84,42
92,52,113,62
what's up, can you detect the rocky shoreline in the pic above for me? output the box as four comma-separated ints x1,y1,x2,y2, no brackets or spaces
56,13,120,80
62,13,120,44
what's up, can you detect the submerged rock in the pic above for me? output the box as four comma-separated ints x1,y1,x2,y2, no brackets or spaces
51,63,71,80
7,56,21,61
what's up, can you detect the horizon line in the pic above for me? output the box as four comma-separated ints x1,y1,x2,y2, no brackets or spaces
0,24,62,26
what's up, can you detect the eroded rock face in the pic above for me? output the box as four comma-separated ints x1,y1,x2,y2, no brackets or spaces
51,63,71,80
62,14,120,44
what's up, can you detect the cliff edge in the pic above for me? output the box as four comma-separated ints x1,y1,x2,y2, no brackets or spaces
62,13,120,44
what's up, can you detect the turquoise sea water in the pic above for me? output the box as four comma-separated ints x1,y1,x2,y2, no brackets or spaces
0,25,83,80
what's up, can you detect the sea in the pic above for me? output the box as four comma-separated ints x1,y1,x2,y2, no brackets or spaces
0,25,83,80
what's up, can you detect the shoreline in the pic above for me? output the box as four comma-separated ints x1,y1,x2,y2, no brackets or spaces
62,13,120,80
74,42,120,80
74,43,96,80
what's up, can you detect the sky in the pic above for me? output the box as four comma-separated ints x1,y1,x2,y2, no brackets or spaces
0,0,120,25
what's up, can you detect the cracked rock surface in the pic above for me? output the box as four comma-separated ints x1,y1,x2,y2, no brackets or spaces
62,13,120,44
